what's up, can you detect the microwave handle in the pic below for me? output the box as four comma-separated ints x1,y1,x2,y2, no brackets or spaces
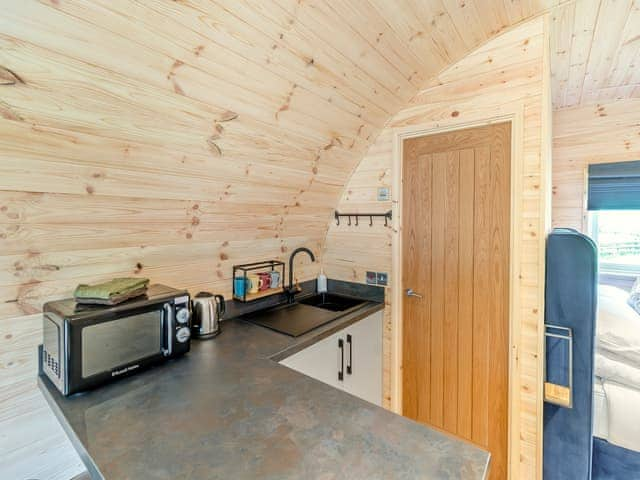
162,303,173,357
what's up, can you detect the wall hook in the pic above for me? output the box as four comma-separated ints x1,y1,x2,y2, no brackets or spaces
334,210,392,228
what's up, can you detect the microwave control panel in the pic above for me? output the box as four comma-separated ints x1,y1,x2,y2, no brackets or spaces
172,295,191,352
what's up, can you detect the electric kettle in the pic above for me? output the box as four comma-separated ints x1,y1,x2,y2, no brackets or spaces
191,292,225,339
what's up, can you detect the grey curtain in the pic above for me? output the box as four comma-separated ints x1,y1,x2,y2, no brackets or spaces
588,160,640,210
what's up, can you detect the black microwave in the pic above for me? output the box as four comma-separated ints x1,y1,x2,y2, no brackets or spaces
42,284,191,396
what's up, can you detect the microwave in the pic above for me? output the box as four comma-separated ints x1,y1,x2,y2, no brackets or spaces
42,284,191,396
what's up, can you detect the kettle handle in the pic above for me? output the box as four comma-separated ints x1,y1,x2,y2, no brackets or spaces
190,299,199,329
214,295,226,318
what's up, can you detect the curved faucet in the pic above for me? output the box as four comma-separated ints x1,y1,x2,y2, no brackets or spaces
287,247,316,303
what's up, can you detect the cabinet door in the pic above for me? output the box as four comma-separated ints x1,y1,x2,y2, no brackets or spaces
344,311,383,405
279,329,346,391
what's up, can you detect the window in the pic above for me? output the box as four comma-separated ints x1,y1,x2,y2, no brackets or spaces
589,210,640,275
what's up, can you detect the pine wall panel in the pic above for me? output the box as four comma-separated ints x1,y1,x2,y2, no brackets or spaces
0,2,559,479
0,0,552,318
552,98,640,231
323,17,551,479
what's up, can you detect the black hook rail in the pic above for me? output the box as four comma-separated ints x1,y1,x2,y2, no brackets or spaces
334,210,392,227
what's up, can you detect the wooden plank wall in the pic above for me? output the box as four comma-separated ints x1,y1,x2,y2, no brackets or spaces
0,0,556,320
0,2,419,477
323,17,550,479
0,3,560,478
552,98,640,231
0,314,84,480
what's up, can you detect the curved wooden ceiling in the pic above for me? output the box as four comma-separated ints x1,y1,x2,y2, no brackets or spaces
0,0,571,313
551,0,640,108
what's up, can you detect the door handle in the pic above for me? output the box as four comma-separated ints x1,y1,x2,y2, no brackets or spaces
346,334,352,375
338,338,344,381
405,288,423,298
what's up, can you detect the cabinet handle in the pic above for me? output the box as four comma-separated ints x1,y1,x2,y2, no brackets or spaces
346,334,352,375
338,338,344,381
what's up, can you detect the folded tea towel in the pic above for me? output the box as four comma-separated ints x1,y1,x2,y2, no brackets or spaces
74,278,150,305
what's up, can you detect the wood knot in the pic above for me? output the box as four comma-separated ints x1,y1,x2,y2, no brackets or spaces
0,66,24,85
451,110,460,117
172,80,185,95
220,252,229,260
86,185,95,194
0,101,24,122
218,110,238,122
207,137,222,156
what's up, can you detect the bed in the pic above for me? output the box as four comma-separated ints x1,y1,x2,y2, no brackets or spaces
593,285,640,478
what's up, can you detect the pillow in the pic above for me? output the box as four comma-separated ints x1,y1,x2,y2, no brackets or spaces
629,277,640,315
597,285,640,368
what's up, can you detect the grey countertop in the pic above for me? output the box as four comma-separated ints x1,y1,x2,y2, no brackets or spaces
39,301,490,480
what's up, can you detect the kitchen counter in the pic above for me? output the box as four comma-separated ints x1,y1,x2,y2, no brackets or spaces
39,301,490,480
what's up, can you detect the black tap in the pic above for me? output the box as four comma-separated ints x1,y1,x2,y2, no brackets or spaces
286,247,316,303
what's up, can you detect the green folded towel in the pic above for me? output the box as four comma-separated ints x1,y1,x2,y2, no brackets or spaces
74,278,150,305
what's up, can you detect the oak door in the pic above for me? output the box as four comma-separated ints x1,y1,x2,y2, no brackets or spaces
402,123,511,480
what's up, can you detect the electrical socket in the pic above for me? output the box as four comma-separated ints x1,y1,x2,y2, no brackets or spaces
377,187,390,201
366,271,377,285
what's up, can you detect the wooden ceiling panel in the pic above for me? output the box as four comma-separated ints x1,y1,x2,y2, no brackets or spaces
551,0,640,109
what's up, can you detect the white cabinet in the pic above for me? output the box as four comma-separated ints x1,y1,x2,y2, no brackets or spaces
343,311,382,405
280,310,383,406
280,327,345,391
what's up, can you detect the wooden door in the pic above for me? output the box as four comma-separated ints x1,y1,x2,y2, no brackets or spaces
402,122,511,480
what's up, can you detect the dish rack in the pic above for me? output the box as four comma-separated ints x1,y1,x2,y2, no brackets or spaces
232,260,285,302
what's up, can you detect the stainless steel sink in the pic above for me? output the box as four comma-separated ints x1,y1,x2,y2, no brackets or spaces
298,292,365,312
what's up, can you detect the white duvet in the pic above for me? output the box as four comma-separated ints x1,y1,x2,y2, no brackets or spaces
601,380,640,452
595,353,640,390
595,285,640,452
597,285,640,368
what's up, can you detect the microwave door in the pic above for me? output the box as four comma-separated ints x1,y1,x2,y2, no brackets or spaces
68,305,167,393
